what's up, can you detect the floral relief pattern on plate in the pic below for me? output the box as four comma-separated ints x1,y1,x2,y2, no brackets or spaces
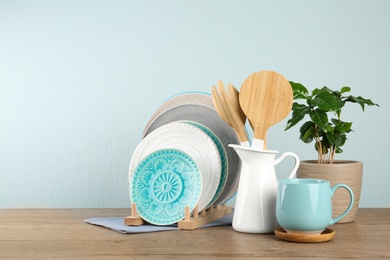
130,149,202,225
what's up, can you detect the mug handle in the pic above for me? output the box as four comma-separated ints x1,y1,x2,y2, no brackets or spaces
329,184,355,225
274,152,300,179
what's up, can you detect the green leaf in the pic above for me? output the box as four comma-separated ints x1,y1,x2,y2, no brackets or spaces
285,103,311,130
325,131,335,144
331,119,352,132
326,131,346,147
289,81,309,99
335,147,343,153
312,88,322,96
321,86,333,93
311,91,340,111
340,86,351,94
309,109,329,130
333,132,347,147
322,135,331,150
317,127,326,137
345,95,379,111
299,121,316,143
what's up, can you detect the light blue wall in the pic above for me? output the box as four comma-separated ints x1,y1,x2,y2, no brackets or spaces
1,0,389,208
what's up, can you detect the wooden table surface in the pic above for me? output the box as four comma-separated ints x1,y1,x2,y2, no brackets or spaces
0,208,389,259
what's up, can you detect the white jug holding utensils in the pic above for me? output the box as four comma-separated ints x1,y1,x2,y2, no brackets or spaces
229,144,300,233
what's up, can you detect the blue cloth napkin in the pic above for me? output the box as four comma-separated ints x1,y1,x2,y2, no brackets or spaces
85,212,233,234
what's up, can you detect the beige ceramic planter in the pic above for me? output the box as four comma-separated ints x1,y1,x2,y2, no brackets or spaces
296,160,363,223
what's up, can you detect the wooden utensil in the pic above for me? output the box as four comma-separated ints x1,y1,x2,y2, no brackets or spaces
225,82,247,129
212,81,249,146
239,71,293,149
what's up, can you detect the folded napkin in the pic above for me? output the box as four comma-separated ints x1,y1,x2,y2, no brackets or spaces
85,212,233,234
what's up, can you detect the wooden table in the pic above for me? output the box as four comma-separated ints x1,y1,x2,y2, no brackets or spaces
0,208,389,259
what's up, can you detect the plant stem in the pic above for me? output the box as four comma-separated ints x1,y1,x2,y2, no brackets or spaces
331,145,336,163
314,125,323,164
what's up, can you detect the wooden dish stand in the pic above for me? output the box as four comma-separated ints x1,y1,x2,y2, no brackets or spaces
124,203,232,230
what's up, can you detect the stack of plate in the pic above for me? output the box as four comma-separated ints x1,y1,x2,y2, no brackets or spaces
129,92,241,225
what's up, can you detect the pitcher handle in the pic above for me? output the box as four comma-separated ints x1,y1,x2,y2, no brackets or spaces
329,184,354,225
274,152,300,179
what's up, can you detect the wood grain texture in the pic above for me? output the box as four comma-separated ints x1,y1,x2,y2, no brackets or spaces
274,227,335,243
239,70,293,146
0,208,389,259
212,82,248,143
297,160,364,223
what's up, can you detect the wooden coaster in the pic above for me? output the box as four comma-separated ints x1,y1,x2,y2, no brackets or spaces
274,227,335,243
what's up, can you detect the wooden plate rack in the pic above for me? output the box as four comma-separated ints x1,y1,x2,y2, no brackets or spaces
124,203,232,230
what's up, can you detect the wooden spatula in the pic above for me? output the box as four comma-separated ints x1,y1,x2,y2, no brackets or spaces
212,81,249,146
239,70,293,149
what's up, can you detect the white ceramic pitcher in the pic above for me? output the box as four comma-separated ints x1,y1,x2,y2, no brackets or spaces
229,144,300,233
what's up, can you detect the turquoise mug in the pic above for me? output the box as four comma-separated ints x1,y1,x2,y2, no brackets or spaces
276,178,354,235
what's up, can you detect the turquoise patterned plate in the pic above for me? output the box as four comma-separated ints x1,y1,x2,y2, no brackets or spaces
130,149,202,225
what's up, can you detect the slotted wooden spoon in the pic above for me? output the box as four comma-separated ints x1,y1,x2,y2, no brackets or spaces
239,70,293,149
212,81,249,146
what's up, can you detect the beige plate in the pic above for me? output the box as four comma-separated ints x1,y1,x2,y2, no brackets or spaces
274,228,335,243
142,92,214,138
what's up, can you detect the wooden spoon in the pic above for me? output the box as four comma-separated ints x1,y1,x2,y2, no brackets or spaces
212,81,249,146
239,70,293,149
227,83,254,130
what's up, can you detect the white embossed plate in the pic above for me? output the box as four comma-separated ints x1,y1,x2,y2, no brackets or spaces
181,120,227,207
130,122,221,211
130,149,202,225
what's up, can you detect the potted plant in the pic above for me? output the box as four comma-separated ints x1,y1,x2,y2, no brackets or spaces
285,82,379,222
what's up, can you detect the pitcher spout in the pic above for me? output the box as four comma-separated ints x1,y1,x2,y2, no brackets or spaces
228,144,279,164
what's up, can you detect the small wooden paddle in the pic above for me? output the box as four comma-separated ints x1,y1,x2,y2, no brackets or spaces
239,70,293,149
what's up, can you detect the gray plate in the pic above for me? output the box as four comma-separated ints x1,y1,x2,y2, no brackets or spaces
142,92,214,138
143,103,241,205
